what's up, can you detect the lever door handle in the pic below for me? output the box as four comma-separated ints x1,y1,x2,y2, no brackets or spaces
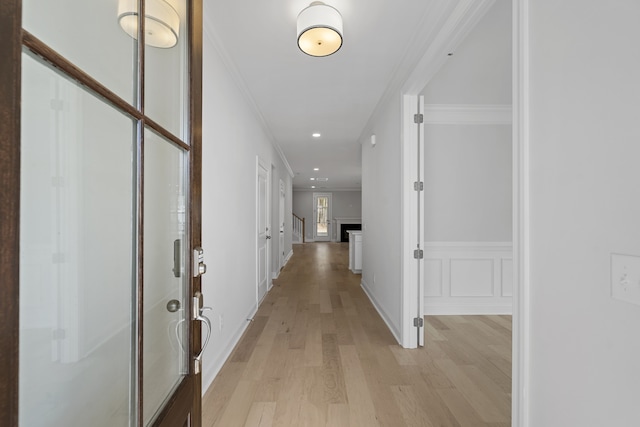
194,306,212,364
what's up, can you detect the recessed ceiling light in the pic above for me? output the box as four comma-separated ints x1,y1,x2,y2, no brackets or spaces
310,177,315,181
313,167,319,171
311,185,316,189
312,133,321,138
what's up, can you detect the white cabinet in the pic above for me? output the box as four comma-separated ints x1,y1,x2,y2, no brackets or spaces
347,230,362,274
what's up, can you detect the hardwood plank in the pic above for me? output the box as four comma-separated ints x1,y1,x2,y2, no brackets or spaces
231,316,269,362
213,380,258,427
243,402,276,427
326,404,350,427
437,388,487,427
390,385,436,427
435,359,508,423
321,334,347,404
202,244,512,427
339,345,380,427
304,314,323,367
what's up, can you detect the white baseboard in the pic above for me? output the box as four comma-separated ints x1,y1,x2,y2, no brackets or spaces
284,249,293,265
424,241,513,316
201,304,258,396
360,279,402,345
272,249,294,280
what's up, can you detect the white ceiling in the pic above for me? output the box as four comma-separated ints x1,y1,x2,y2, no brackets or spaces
204,0,499,190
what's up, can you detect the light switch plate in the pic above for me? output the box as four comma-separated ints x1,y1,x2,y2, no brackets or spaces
611,253,640,306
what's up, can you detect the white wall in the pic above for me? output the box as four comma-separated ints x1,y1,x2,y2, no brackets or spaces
200,22,293,393
292,190,362,241
419,0,512,315
360,95,403,341
424,124,512,242
527,1,640,425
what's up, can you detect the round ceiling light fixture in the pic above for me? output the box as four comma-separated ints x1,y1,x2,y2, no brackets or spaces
118,0,180,49
297,1,343,57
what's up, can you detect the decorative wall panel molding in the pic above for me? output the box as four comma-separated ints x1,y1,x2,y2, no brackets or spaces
424,242,513,315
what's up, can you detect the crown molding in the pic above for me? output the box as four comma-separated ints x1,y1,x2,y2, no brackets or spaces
424,104,512,125
359,0,497,141
203,17,294,178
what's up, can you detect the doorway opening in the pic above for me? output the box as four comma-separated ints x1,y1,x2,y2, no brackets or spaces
312,192,332,242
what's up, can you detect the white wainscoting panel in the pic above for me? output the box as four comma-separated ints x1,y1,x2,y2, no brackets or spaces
424,242,513,315
425,259,443,297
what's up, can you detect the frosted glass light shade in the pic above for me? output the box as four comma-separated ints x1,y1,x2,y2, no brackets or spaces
297,2,343,57
118,0,180,49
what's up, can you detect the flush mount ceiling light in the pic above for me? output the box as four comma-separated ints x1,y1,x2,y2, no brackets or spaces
312,132,321,138
313,167,320,171
118,0,180,49
297,1,343,57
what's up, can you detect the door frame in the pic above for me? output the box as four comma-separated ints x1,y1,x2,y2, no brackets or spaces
398,0,531,424
0,1,22,424
312,192,332,242
0,0,204,424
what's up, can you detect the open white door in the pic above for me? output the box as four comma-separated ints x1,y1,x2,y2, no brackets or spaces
401,94,425,348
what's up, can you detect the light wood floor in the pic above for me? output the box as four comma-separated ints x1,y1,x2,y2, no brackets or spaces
202,242,512,427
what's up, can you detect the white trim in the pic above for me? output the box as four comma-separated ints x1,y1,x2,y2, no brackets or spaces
400,94,419,349
512,0,530,425
201,304,257,396
284,249,293,262
425,303,512,315
424,242,513,315
360,279,402,344
424,104,512,125
402,0,497,95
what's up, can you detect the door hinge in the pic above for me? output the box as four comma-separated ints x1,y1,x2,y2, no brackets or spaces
414,113,424,124
413,317,424,327
413,181,423,191
413,249,424,259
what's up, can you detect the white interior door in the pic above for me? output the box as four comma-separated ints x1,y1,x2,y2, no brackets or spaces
257,160,270,303
279,180,285,269
313,192,332,242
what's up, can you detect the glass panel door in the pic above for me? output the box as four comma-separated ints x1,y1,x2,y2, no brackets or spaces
143,129,189,425
19,52,135,426
313,193,332,241
14,0,202,424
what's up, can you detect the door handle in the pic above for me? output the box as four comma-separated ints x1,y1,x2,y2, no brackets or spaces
193,299,212,374
266,235,272,239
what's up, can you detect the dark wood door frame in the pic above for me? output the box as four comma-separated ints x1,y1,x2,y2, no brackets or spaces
0,0,22,425
0,0,203,424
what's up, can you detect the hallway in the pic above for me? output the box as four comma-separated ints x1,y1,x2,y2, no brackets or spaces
202,243,511,426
